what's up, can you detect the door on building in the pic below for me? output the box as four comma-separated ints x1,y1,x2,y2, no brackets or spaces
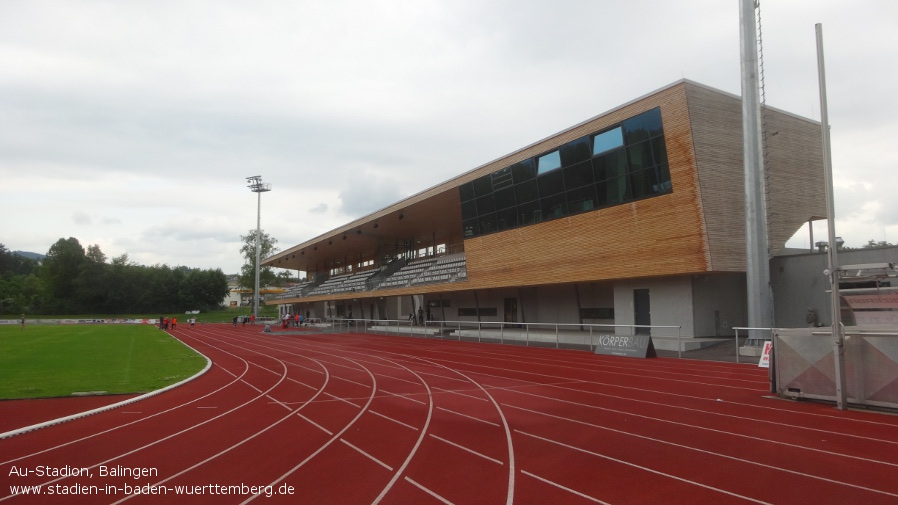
634,289,651,335
504,298,518,323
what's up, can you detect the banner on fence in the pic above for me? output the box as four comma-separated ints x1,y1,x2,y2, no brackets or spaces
594,334,656,358
758,341,772,368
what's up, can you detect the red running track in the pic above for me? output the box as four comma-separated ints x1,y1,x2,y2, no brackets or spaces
2,323,897,504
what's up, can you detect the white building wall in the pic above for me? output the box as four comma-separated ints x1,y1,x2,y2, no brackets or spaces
613,277,695,337
771,246,898,328
691,273,747,337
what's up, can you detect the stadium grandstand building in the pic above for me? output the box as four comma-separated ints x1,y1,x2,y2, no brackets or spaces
264,79,825,346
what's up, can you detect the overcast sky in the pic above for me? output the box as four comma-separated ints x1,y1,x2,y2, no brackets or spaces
1,1,896,274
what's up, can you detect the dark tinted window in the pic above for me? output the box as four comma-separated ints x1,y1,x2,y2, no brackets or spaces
566,185,597,213
490,167,514,190
510,159,537,182
630,167,658,198
597,176,630,206
594,148,628,181
463,218,479,237
472,175,492,197
457,106,670,238
517,201,541,225
496,207,518,230
563,161,594,189
475,194,495,215
559,136,591,166
461,199,478,221
537,169,565,196
459,182,475,202
540,193,567,220
478,213,497,234
622,107,663,144
651,136,668,167
494,187,516,211
627,140,654,172
515,179,539,204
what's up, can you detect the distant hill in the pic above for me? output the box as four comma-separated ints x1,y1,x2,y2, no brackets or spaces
14,250,45,261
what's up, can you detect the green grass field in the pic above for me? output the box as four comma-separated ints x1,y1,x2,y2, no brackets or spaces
1,305,280,324
0,325,207,400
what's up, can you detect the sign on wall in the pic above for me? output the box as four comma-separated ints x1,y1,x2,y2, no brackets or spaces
593,334,656,358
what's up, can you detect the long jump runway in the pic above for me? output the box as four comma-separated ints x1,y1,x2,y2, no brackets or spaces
2,324,897,504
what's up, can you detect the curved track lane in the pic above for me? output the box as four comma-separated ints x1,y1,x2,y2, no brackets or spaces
2,324,898,504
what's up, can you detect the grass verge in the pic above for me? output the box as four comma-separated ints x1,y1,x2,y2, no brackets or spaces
2,305,281,324
0,325,207,400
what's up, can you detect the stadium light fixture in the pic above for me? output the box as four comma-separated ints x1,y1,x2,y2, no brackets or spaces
246,175,271,319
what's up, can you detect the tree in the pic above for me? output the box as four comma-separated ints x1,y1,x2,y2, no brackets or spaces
41,237,86,312
862,239,893,249
0,244,38,278
180,268,230,311
238,229,279,292
86,244,107,263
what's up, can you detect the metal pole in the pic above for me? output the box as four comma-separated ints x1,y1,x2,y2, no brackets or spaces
740,0,774,339
816,23,848,410
246,176,271,320
254,190,262,319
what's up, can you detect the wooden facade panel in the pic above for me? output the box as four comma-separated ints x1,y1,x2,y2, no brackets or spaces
464,83,710,290
687,84,825,272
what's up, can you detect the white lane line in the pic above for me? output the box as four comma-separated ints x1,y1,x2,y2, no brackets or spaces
245,356,380,505
294,363,325,375
436,406,500,427
381,389,427,405
446,358,898,438
501,386,898,469
377,373,421,386
431,387,488,402
509,405,898,500
411,358,516,505
333,374,372,389
429,434,503,465
438,357,766,392
517,430,771,505
341,438,393,471
540,381,898,446
404,477,454,505
324,391,361,408
414,370,470,384
240,358,323,395
369,409,419,431
94,357,300,505
296,412,332,436
520,469,611,504
371,362,435,505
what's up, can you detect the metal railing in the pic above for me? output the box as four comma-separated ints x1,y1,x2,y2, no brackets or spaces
327,318,683,355
732,327,773,364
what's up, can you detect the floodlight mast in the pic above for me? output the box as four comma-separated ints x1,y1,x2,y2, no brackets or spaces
740,0,774,337
246,176,271,319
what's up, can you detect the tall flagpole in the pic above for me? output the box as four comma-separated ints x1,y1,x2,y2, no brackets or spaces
815,23,847,410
